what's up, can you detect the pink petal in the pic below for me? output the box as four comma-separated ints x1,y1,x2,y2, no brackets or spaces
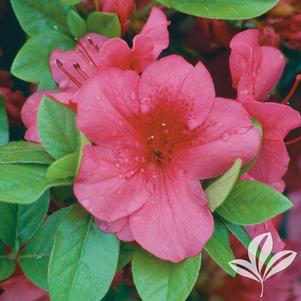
97,38,132,70
230,29,285,101
50,33,108,90
129,173,214,262
139,55,215,129
74,145,149,222
133,7,169,59
182,98,260,179
96,216,134,241
248,139,290,185
21,92,43,143
243,101,301,140
76,68,141,145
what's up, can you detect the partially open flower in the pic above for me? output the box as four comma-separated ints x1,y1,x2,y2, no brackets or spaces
21,7,169,143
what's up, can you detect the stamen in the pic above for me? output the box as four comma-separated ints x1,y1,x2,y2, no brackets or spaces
76,41,97,70
73,63,88,80
87,37,100,53
285,135,301,145
56,59,81,88
282,74,301,104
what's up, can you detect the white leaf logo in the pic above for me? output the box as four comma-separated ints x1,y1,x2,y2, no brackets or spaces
229,232,298,298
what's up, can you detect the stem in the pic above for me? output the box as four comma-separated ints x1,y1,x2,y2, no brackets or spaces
260,281,264,298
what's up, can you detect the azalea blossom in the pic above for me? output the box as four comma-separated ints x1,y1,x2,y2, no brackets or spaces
74,55,260,262
229,29,285,102
229,29,301,190
21,7,169,143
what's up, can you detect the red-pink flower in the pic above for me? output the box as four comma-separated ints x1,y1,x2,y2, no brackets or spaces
229,29,301,189
229,29,285,102
101,0,136,34
22,7,169,143
0,275,49,301
74,55,260,262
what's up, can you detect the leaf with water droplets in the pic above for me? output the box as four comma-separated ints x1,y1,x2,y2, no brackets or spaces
156,0,278,19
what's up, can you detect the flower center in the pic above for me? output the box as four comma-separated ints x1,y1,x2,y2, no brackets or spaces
137,104,194,168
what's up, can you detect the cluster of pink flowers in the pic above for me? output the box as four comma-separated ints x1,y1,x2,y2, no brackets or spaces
20,7,301,264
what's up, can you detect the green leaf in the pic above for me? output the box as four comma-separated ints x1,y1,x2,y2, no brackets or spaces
38,96,80,160
222,219,252,249
206,159,242,211
0,164,72,204
132,248,201,301
0,95,9,145
0,192,49,248
11,32,75,83
157,0,278,19
205,217,235,276
47,152,79,182
11,0,71,35
217,180,293,225
117,243,134,271
38,73,59,91
67,10,87,38
87,12,121,38
18,207,72,289
61,0,81,4
0,257,15,281
0,243,16,281
0,141,53,164
48,205,119,301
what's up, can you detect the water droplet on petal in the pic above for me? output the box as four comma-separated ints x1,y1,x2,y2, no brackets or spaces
222,132,230,141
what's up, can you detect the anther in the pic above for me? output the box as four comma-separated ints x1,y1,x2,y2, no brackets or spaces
73,63,88,80
87,37,100,53
282,74,301,105
56,59,81,88
76,41,97,70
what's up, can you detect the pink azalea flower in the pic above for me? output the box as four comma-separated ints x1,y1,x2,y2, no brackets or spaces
229,29,301,189
21,7,169,143
229,29,285,102
74,55,260,262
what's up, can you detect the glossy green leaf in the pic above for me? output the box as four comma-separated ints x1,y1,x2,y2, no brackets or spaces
132,248,201,301
222,219,252,248
0,164,72,204
205,217,235,276
11,0,71,35
38,73,59,91
0,95,9,145
0,243,16,281
0,257,15,281
18,207,72,289
47,152,79,182
206,159,242,211
0,141,53,164
217,180,292,225
61,0,81,4
157,0,278,19
48,205,119,301
11,32,74,83
87,12,121,38
67,10,87,38
117,243,134,271
38,96,80,160
0,192,49,248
